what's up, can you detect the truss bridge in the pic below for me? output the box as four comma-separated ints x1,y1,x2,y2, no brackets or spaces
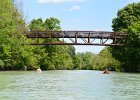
26,30,127,46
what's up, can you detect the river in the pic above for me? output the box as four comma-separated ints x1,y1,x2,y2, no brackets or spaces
0,70,140,100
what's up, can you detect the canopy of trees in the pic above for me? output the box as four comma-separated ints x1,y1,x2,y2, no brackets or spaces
0,0,27,70
0,0,139,72
111,2,140,72
28,17,75,70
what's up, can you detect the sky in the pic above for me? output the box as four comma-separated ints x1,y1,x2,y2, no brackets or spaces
21,0,140,54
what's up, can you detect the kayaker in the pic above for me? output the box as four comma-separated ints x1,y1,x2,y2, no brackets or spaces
103,68,109,74
37,67,42,73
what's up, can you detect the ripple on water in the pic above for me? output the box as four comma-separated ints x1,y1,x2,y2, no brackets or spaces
0,70,140,100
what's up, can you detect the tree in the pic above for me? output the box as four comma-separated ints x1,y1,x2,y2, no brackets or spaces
91,47,121,71
45,17,61,31
29,17,61,31
0,0,39,70
29,17,74,70
111,2,140,72
29,18,45,31
74,52,95,70
0,0,25,70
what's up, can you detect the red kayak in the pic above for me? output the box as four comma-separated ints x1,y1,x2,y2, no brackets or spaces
103,69,109,74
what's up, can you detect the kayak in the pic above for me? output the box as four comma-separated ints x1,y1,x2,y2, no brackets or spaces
103,70,109,74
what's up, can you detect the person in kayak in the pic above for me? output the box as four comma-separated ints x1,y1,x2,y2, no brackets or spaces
103,68,109,74
37,67,42,73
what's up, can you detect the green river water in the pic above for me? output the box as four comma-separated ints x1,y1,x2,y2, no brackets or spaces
0,70,140,100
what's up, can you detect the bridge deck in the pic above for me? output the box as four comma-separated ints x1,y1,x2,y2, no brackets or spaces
26,31,127,46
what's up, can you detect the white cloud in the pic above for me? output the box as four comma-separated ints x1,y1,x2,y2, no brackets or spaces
37,0,85,3
68,5,81,11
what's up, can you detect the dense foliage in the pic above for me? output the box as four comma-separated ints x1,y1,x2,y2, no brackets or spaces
72,49,120,71
0,0,27,70
0,0,76,70
111,2,140,72
28,18,75,70
0,0,139,72
93,47,121,71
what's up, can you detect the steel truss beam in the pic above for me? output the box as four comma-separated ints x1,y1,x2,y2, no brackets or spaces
26,31,127,46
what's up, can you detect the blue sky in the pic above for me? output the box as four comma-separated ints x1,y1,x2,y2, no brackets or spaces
22,0,140,54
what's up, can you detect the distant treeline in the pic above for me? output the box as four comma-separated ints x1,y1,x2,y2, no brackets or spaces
0,0,140,72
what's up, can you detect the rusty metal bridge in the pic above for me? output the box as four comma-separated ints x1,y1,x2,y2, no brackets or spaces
26,31,127,46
